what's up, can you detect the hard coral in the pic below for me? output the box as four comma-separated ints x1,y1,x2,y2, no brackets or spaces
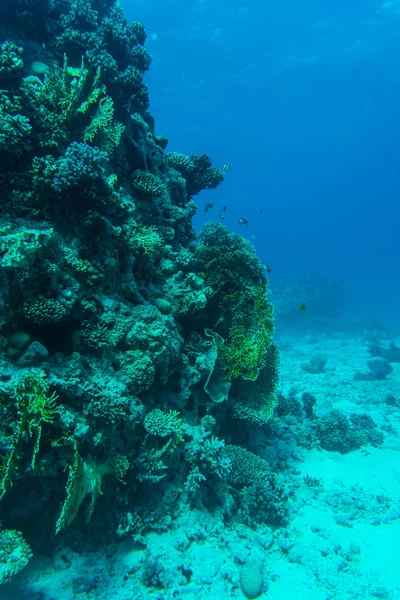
196,222,274,380
0,0,282,556
0,529,32,584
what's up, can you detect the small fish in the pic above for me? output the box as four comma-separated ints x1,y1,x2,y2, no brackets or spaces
218,212,225,221
237,217,249,225
259,208,264,215
219,164,231,173
298,304,307,312
265,263,272,274
221,205,228,212
251,234,256,240
204,202,214,213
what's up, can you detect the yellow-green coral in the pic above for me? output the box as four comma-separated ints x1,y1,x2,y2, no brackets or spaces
221,285,274,381
127,221,164,255
0,370,58,498
23,54,124,151
231,344,280,424
196,223,275,381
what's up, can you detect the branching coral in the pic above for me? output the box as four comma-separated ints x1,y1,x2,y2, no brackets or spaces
0,42,24,82
132,169,165,197
21,54,124,152
165,152,225,196
0,370,58,499
0,92,31,153
127,221,164,255
144,408,186,441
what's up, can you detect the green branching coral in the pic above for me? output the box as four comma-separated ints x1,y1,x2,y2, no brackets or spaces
127,221,164,255
21,54,124,152
0,370,58,499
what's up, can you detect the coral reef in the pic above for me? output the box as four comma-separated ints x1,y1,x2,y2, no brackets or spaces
0,0,282,575
272,273,351,325
0,528,32,584
316,410,384,453
353,358,393,381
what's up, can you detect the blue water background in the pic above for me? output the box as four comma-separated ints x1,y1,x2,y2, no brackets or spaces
123,0,400,327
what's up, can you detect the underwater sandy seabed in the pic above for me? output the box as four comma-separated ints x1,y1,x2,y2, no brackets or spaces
3,328,400,600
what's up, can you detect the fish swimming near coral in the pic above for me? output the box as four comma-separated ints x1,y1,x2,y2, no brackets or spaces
237,217,248,225
204,202,214,213
219,164,231,173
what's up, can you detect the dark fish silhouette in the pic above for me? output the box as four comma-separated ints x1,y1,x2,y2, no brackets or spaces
221,205,228,212
218,212,225,221
237,217,248,225
265,263,272,274
204,202,214,213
